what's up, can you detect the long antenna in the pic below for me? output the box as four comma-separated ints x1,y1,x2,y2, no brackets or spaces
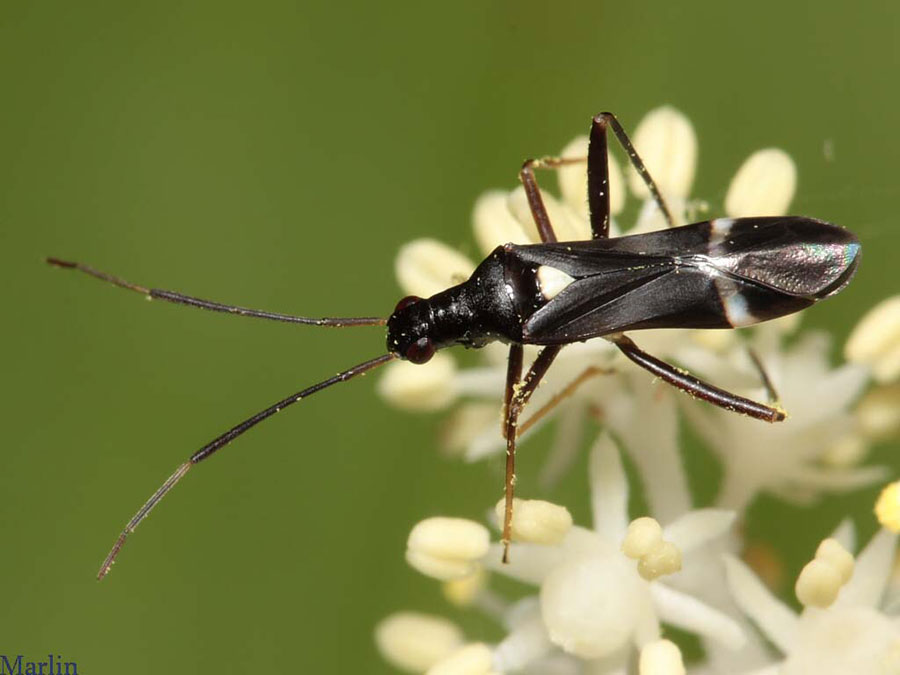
97,352,396,580
46,258,386,327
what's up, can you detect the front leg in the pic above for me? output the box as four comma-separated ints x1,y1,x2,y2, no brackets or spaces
518,112,676,244
502,344,562,562
519,158,584,244
590,112,676,236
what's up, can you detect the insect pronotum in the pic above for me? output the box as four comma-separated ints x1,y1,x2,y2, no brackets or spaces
49,112,860,579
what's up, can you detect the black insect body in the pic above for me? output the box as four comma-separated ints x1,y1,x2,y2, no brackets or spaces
49,112,860,578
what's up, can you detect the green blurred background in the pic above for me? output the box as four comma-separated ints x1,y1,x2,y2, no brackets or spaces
2,1,898,672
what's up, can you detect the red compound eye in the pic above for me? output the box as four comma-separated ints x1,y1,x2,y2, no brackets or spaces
405,337,435,364
394,295,421,314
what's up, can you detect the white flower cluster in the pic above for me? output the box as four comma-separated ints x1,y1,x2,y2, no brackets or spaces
375,108,900,674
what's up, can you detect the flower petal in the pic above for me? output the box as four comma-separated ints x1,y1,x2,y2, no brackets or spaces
782,464,889,493
663,509,737,554
483,541,567,585
829,518,857,552
724,554,799,653
836,528,898,608
606,374,691,522
538,403,588,489
650,582,746,649
507,186,591,242
589,432,629,542
724,149,797,217
845,295,900,383
493,601,554,672
464,424,510,462
742,667,782,675
473,190,534,254
453,365,507,398
440,402,501,459
628,106,697,200
556,135,590,219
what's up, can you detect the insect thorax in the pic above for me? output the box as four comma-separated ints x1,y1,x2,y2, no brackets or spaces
387,245,556,356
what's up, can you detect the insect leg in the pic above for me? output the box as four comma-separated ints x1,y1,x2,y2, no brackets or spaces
592,112,675,230
748,347,781,404
502,344,562,562
503,344,524,434
587,114,612,239
610,334,785,423
519,157,585,243
516,364,614,436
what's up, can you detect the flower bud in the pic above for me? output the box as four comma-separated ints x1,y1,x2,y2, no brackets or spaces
637,541,682,581
407,517,490,581
795,558,843,608
639,639,686,675
875,481,900,533
442,567,488,608
622,517,664,560
493,497,572,545
815,538,854,584
856,385,900,442
378,354,457,411
395,238,475,298
375,612,464,672
426,643,496,675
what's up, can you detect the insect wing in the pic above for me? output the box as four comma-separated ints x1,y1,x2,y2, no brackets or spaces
521,259,728,342
519,217,859,344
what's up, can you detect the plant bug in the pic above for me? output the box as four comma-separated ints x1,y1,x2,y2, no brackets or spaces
49,112,860,579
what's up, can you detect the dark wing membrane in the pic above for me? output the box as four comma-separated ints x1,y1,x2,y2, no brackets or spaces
511,222,713,277
521,262,729,344
703,216,860,298
518,216,860,345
